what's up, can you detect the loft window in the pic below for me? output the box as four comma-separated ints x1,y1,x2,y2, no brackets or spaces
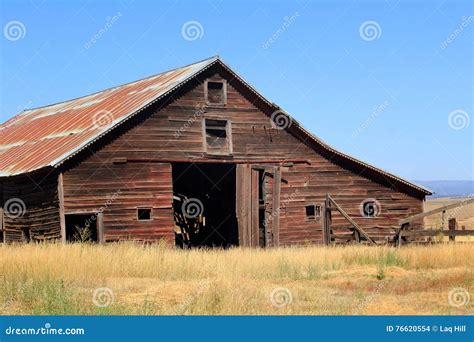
305,204,321,220
205,80,226,105
137,208,152,221
204,119,232,155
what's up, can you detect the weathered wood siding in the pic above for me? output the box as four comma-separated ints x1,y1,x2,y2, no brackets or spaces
60,72,424,245
62,160,174,242
1,171,60,242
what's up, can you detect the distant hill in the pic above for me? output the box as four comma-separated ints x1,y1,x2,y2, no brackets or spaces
414,180,474,199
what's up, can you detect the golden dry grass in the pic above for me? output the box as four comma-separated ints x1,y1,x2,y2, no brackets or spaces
0,242,472,315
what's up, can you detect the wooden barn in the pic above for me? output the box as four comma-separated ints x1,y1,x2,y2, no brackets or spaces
0,56,431,247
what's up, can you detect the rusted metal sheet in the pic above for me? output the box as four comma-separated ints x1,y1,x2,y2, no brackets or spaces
0,56,219,176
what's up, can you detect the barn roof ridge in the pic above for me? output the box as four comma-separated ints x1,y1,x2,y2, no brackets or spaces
0,56,431,196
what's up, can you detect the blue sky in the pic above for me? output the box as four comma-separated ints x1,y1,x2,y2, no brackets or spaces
0,0,472,181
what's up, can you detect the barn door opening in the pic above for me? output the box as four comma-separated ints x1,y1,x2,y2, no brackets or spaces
65,214,98,242
172,163,238,248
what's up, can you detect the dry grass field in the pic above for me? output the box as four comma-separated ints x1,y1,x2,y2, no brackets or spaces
0,243,472,315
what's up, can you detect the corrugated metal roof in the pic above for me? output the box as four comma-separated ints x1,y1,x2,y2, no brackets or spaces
0,55,431,196
0,56,219,176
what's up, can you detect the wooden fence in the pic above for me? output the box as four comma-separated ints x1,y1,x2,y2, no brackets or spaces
395,197,474,246
322,194,474,246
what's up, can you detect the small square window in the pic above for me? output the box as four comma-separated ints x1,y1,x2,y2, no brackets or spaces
137,208,152,221
305,205,321,220
204,119,232,155
205,81,226,105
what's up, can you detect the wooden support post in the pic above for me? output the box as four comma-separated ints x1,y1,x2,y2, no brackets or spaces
354,229,360,243
0,207,4,243
97,212,104,244
272,166,281,247
250,169,259,247
397,222,410,247
441,210,446,230
448,218,457,242
323,195,332,246
57,173,66,243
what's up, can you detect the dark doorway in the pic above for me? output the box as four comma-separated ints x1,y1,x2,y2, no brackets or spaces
172,163,238,248
65,214,97,242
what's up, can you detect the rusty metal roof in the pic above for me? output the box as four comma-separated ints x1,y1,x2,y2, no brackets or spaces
0,56,219,177
0,55,431,196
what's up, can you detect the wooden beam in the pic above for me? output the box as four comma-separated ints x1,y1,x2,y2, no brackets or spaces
327,195,376,245
97,212,105,244
236,164,247,247
250,168,259,247
57,173,66,243
323,194,332,246
0,207,4,243
400,229,474,237
122,158,311,165
272,166,281,247
399,197,474,225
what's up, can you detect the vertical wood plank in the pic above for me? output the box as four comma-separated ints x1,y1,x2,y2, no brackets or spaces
236,164,252,247
0,207,4,243
97,212,105,244
272,166,281,247
57,173,66,243
251,168,259,247
448,218,456,242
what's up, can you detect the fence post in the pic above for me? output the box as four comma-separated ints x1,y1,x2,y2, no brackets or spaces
448,218,457,242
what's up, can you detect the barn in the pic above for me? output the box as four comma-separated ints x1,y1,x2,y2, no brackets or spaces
0,56,431,247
